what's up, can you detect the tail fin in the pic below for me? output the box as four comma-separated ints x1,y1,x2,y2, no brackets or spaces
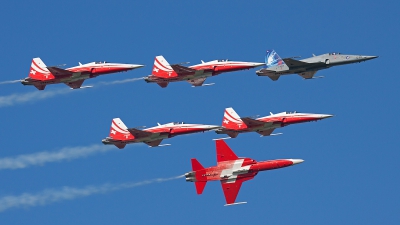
109,118,133,140
191,158,207,194
222,108,247,130
216,140,239,163
29,58,53,80
152,56,177,78
265,50,286,68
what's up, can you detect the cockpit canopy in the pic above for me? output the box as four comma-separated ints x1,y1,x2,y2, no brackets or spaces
94,61,110,64
328,52,341,55
285,111,297,114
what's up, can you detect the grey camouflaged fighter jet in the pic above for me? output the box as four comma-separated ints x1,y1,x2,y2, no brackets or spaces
256,49,378,81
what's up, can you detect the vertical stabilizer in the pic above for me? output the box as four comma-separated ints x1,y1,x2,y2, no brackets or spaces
265,50,286,68
191,158,207,194
29,58,52,80
110,118,133,140
152,56,177,78
222,108,247,130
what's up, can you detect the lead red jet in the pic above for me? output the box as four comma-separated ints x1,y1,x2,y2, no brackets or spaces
102,118,220,149
215,107,333,138
144,55,264,88
21,57,144,90
185,140,304,206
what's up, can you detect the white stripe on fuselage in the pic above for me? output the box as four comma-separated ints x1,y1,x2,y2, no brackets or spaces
220,159,246,183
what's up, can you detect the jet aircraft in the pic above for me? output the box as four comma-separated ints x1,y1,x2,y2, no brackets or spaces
185,139,304,206
22,58,144,90
102,118,220,149
144,55,264,88
215,107,333,138
256,49,378,81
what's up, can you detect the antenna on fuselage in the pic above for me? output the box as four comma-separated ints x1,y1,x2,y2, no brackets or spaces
270,112,273,115
201,60,205,64
157,122,161,126
312,53,316,57
79,62,82,66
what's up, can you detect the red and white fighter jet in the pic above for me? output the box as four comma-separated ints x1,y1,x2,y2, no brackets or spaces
216,107,333,138
185,139,304,206
144,55,264,88
21,57,144,90
102,118,220,149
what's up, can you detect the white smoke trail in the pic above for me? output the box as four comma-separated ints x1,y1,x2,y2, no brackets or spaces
0,80,22,84
0,144,115,170
0,89,70,107
0,77,145,108
0,175,184,212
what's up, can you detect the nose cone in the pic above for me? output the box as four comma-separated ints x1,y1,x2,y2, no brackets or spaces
361,55,378,61
206,125,221,130
127,64,145,69
250,62,265,67
318,114,334,119
289,159,304,165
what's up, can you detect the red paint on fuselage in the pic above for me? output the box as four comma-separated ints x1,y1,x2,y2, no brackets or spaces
195,158,295,182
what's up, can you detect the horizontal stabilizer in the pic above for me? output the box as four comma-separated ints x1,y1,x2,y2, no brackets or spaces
195,181,207,195
191,158,205,171
128,128,153,139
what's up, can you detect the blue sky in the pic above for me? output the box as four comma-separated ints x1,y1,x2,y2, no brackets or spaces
0,0,398,224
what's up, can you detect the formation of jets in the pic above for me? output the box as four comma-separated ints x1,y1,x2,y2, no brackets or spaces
11,50,377,205
19,50,377,90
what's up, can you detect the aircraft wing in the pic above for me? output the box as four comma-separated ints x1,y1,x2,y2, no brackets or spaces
144,139,163,147
127,128,154,139
187,77,207,87
221,176,254,205
256,128,275,136
65,80,85,89
282,58,310,67
241,117,272,127
47,67,73,77
170,64,197,76
298,71,318,79
283,58,325,68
